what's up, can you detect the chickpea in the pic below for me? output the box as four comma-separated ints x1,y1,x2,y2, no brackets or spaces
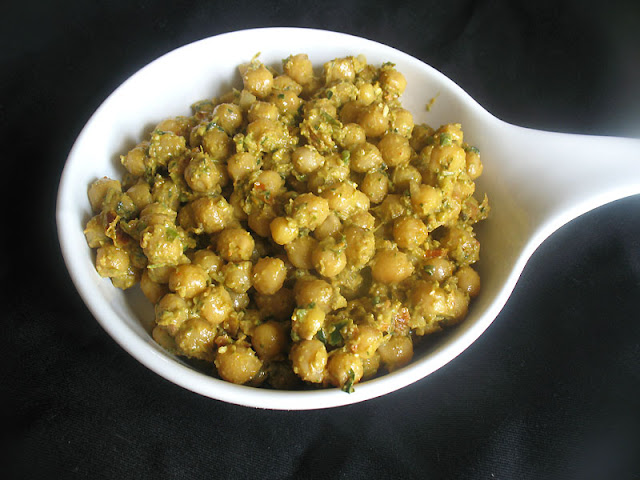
291,193,329,231
174,317,217,362
311,239,347,278
410,183,442,216
411,280,448,317
390,108,414,138
456,266,481,297
448,288,469,321
362,353,381,379
190,196,234,234
348,211,376,230
148,130,186,167
356,83,376,106
120,144,148,177
254,170,285,197
270,216,299,245
140,269,169,303
323,57,356,83
252,257,286,295
152,176,181,211
169,264,209,299
213,103,243,134
379,68,407,96
344,226,375,267
358,103,389,138
347,325,383,357
222,261,253,294
248,101,279,122
215,345,263,384
272,74,303,96
145,264,175,284
246,206,275,238
378,335,413,371
350,142,383,173
292,145,325,174
390,165,422,192
88,177,121,213
327,351,364,389
228,291,250,311
200,128,232,160
423,257,454,282
339,101,362,124
338,123,367,149
217,228,255,262
196,285,233,326
360,171,389,204
285,235,317,269
290,339,327,383
254,287,295,321
283,53,314,85
313,213,341,240
95,244,129,278
191,249,224,278
184,154,226,193
242,64,274,98
139,224,183,266
393,216,428,249
155,116,194,137
292,307,326,340
152,325,177,352
377,194,406,223
294,277,334,312
140,202,176,227
440,226,480,266
126,182,152,211
378,133,411,167
252,321,288,360
466,148,483,180
371,250,414,284
155,293,189,334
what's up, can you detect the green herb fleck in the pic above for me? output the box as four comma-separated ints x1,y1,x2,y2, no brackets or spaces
424,264,435,276
315,329,327,345
341,150,350,165
439,133,453,146
165,227,179,241
342,369,356,394
326,90,333,99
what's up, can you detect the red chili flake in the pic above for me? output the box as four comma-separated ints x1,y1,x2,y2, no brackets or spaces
424,248,447,259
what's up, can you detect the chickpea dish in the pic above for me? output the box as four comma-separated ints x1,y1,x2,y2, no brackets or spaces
84,54,489,392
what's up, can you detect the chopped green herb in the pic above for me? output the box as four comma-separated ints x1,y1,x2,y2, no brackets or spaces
278,93,285,99
341,150,350,164
321,111,340,127
165,227,179,241
315,329,327,345
424,264,435,276
328,320,348,346
342,369,356,393
439,133,453,146
326,90,333,99
372,295,381,305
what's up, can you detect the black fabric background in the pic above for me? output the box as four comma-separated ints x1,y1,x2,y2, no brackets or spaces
2,1,639,478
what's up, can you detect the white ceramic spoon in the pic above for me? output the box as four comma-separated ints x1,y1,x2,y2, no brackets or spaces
56,28,640,410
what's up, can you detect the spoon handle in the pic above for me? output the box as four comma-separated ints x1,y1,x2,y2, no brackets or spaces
486,122,640,236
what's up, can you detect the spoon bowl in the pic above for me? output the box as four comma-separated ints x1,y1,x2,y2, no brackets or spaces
56,27,640,409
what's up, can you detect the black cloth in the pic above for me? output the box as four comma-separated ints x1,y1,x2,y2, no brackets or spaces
2,1,639,478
